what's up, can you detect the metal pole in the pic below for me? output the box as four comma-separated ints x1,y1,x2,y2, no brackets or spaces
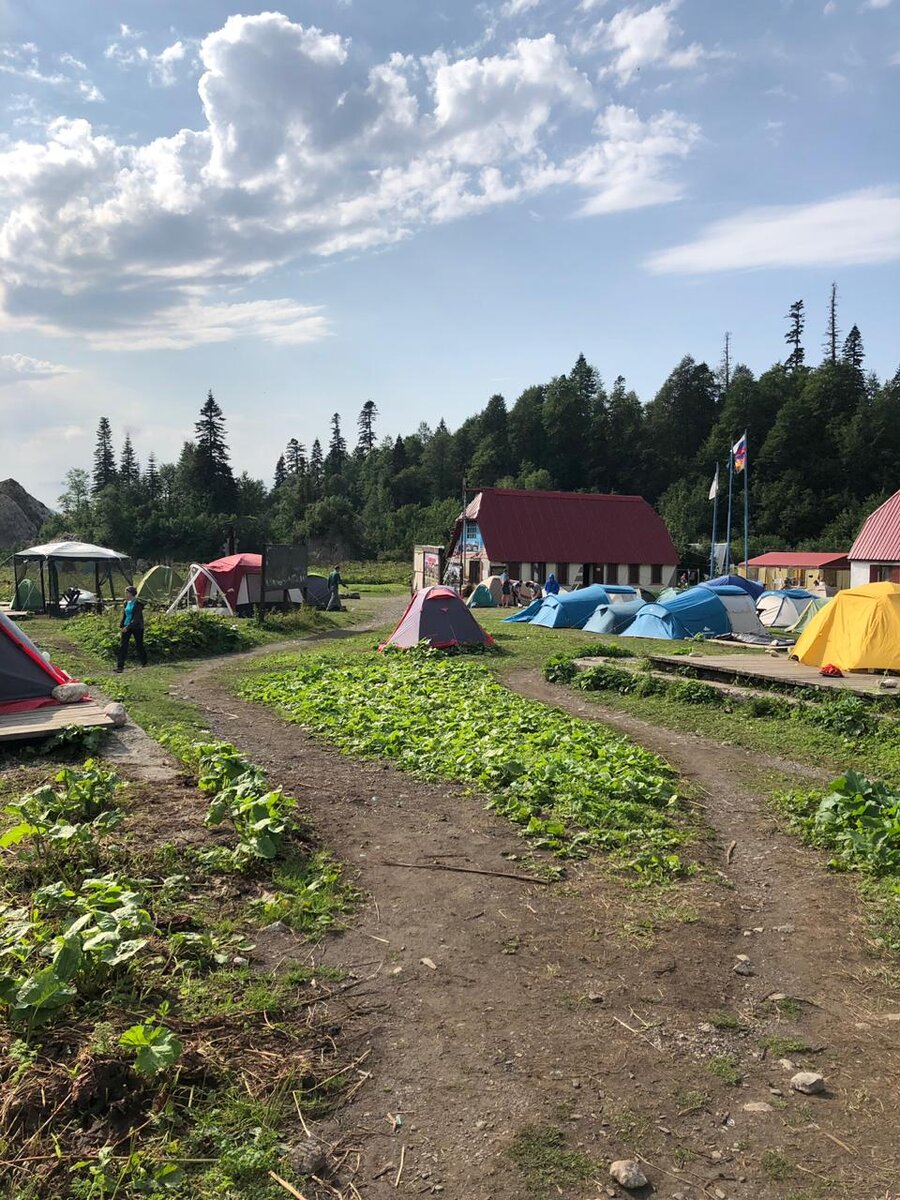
724,453,734,574
459,476,466,591
709,466,719,578
743,435,750,579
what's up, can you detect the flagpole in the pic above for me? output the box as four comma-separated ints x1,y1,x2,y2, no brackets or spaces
724,452,734,574
709,465,719,578
743,433,750,578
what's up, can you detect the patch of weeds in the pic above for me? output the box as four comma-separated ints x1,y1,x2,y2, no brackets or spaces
675,1088,710,1115
761,1149,794,1181
708,1010,746,1031
250,851,359,936
773,996,803,1018
619,917,657,947
759,1035,814,1056
707,1054,743,1086
607,1104,652,1140
673,1146,697,1168
506,1125,596,1194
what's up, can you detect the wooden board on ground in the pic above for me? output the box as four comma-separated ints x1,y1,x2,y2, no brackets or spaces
0,701,115,743
649,652,887,695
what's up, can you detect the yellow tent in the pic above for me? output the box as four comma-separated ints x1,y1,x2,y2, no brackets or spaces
791,582,900,671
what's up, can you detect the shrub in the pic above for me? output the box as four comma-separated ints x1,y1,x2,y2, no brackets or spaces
543,655,578,684
800,694,877,740
778,771,900,875
69,610,262,663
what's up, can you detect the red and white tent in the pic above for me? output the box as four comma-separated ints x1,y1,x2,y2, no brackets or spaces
0,610,73,715
168,554,327,615
380,586,494,650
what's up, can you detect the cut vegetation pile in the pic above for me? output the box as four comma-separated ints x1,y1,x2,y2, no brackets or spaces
0,741,358,1199
239,649,687,878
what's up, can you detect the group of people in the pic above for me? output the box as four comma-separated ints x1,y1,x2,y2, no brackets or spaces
497,570,561,608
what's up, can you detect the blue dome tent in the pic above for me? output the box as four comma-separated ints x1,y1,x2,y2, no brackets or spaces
706,573,765,599
622,584,766,640
527,584,638,629
583,597,646,635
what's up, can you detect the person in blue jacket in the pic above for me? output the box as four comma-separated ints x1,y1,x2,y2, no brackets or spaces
544,572,560,595
116,586,147,672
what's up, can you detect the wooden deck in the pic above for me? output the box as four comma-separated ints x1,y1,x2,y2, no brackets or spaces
0,701,115,743
649,652,890,695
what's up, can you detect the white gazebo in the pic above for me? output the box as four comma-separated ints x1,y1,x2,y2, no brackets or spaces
14,541,133,613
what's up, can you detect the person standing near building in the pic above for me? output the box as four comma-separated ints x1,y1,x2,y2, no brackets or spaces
500,570,512,608
544,572,560,595
327,564,343,611
116,586,147,672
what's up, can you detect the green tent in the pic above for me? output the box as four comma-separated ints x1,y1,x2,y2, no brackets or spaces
13,576,42,611
137,565,184,605
467,582,497,608
787,595,831,634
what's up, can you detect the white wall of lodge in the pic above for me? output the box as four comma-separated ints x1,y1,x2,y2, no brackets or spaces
475,559,677,589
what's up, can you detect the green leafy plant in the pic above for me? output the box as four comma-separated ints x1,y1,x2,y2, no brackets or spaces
239,652,686,878
784,771,900,875
120,1004,183,1076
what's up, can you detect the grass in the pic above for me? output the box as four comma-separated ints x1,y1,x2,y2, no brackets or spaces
709,1009,746,1031
759,1035,815,1056
505,1125,597,1195
0,737,359,1199
761,1149,794,1181
707,1054,743,1086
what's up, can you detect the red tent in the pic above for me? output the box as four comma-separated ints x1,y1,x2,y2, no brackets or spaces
0,610,72,715
194,553,262,609
380,586,494,651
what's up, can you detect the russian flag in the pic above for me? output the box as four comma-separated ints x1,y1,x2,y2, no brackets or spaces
732,432,748,473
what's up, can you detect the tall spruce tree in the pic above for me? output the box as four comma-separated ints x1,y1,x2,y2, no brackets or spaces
325,413,347,477
824,282,840,365
285,438,306,476
119,435,140,484
357,400,378,454
784,300,805,372
144,453,160,499
193,390,236,510
92,417,117,493
841,324,864,374
274,454,287,487
309,439,324,496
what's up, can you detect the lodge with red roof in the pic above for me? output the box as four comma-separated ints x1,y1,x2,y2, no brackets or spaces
445,486,678,590
744,551,850,591
849,488,900,587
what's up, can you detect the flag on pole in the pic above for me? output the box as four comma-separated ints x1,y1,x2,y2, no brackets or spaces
708,464,720,500
732,432,748,473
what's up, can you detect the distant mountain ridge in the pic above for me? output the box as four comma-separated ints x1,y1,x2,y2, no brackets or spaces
0,479,52,550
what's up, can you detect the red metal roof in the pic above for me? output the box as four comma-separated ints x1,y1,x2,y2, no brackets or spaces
849,489,900,562
459,487,677,564
747,552,849,569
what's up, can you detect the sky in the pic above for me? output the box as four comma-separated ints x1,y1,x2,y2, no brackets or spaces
1,0,899,506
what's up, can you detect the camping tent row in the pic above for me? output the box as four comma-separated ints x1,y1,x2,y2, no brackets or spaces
168,554,329,616
500,575,826,640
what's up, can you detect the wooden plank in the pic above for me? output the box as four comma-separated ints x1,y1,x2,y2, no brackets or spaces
649,652,885,695
0,702,115,743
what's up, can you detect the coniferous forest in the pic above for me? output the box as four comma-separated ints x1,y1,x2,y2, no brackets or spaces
41,291,900,564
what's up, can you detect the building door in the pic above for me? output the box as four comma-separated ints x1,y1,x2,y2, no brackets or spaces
468,559,482,585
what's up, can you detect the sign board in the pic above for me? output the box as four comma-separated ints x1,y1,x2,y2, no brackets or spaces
263,543,308,594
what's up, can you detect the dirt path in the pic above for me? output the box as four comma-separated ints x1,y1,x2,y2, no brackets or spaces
174,633,900,1199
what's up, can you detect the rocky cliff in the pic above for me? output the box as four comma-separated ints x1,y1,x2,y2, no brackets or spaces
0,479,52,550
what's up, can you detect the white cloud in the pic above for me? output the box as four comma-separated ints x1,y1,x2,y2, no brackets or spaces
646,188,900,274
0,13,699,350
825,69,850,90
0,43,104,101
501,0,540,15
105,32,192,86
578,0,720,82
0,352,72,384
890,50,900,64
865,0,893,9
823,1,837,12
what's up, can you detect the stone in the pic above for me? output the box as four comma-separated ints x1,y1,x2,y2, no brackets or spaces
790,1071,825,1095
742,1101,772,1113
609,1159,648,1189
733,959,754,977
261,920,290,933
53,682,89,704
103,702,128,727
288,1137,327,1177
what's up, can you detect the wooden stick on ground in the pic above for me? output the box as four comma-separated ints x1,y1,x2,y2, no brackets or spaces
380,860,550,886
725,839,737,865
394,1143,406,1188
268,1171,308,1200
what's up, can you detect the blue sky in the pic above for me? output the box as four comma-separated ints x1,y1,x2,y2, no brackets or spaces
1,0,898,504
